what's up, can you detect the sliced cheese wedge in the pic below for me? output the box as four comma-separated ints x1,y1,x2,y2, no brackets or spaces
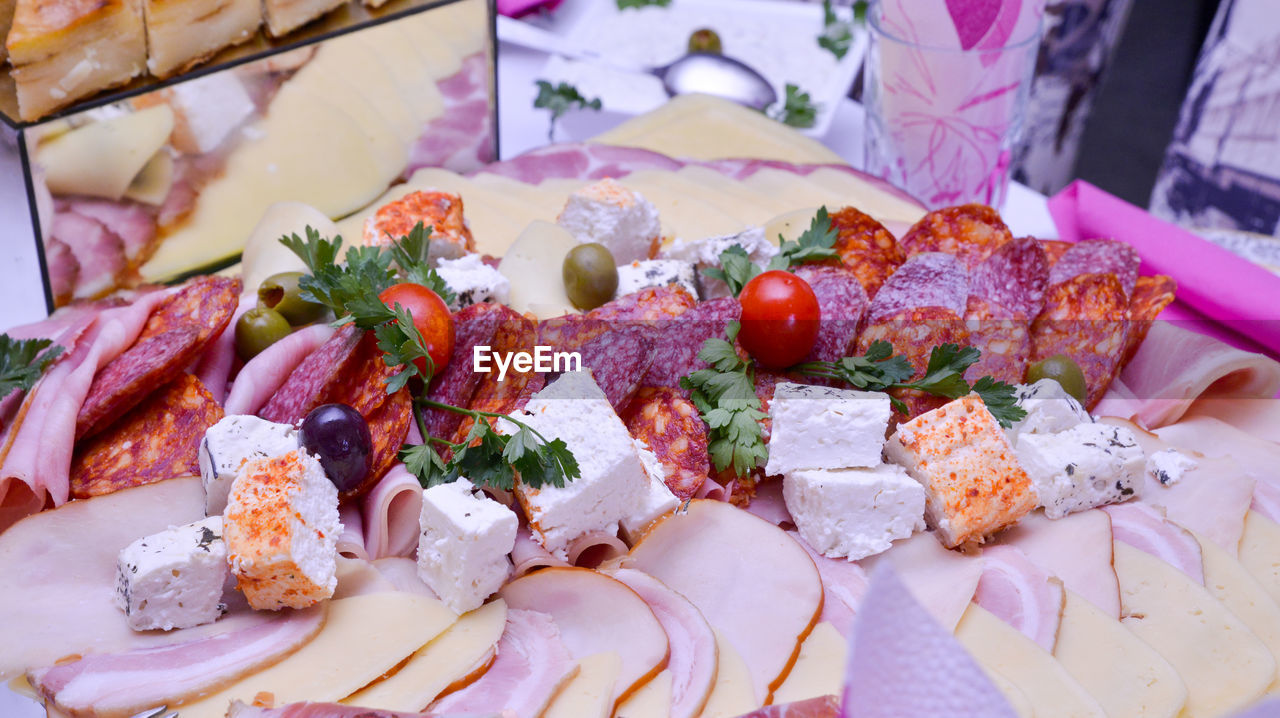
986,673,1034,718
616,669,673,718
804,167,927,226
37,105,174,200
390,19,462,79
698,630,758,718
769,621,845,706
615,174,747,241
239,202,337,294
955,603,1107,718
497,221,579,319
1192,529,1280,691
741,170,847,218
344,24,446,127
469,174,573,223
675,166,800,218
342,599,507,711
175,593,456,718
625,170,777,228
1240,510,1280,606
1113,541,1274,716
543,652,623,718
1053,588,1186,718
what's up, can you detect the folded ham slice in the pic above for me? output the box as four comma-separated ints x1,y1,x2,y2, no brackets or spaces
223,324,335,416
792,533,869,638
512,525,570,577
1000,510,1120,619
29,605,325,717
1103,503,1204,585
566,530,629,568
359,463,424,560
973,545,1064,653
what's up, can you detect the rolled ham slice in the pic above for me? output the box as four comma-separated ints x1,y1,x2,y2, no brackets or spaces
566,530,629,568
359,463,424,560
223,324,335,416
337,502,369,561
1103,503,1204,585
512,525,570,577
973,545,1064,653
29,605,325,717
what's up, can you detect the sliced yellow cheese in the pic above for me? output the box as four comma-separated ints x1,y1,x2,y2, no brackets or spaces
239,201,338,294
345,23,446,127
769,621,845,705
305,34,421,150
497,221,579,319
1113,541,1274,716
741,169,848,215
469,174,579,223
986,673,1034,718
542,651,622,718
390,19,463,80
37,105,174,200
345,600,507,711
1192,529,1280,691
803,168,927,226
123,151,175,206
421,0,486,58
615,669,673,718
675,166,800,218
1240,510,1280,606
624,170,777,228
176,593,456,718
1053,588,1187,718
955,603,1106,718
698,629,758,718
615,175,747,241
764,207,823,247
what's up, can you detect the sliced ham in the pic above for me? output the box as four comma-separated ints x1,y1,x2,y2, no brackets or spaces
1117,322,1280,429
1000,509,1120,619
195,293,253,404
428,608,576,718
745,478,794,527
29,605,324,717
337,502,369,560
1184,398,1280,444
50,211,126,300
858,531,984,632
512,525,570,577
738,695,840,718
223,324,335,415
1253,480,1280,525
566,530,629,568
61,198,156,262
792,533,869,638
371,557,439,598
228,702,441,717
973,545,1064,653
1103,503,1204,584
44,237,80,305
359,463,423,560
471,142,683,184
609,568,717,718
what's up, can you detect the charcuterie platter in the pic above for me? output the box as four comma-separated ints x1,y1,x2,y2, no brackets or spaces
3,100,1280,718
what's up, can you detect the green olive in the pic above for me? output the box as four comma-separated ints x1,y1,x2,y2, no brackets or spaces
1027,354,1088,404
563,243,619,311
688,28,723,54
258,271,327,326
235,306,293,362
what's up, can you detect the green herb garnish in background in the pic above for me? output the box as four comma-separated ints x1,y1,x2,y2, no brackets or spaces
533,80,603,142
768,83,819,129
680,321,768,477
0,335,63,398
818,0,855,59
617,0,671,8
701,207,839,297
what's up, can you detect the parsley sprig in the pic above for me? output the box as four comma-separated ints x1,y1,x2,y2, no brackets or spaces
818,0,856,59
617,0,670,8
0,335,63,398
533,80,602,142
768,83,819,129
680,321,768,477
702,206,839,297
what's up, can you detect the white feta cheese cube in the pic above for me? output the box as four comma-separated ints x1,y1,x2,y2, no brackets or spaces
764,383,891,476
1016,423,1146,519
115,516,229,631
508,371,651,559
660,226,779,299
615,259,699,300
1147,448,1197,487
1008,379,1093,438
784,464,926,561
557,178,661,263
620,440,680,541
417,478,518,614
199,415,299,516
435,253,511,310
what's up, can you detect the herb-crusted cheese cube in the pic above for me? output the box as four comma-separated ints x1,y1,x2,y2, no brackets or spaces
1017,423,1145,519
615,259,699,300
764,383,891,476
661,227,780,299
115,516,229,631
508,371,651,559
557,178,661,264
417,478,518,614
621,440,680,541
434,253,511,310
1147,448,1196,487
784,464,925,561
1008,379,1093,438
224,449,341,610
199,415,300,516
884,393,1036,548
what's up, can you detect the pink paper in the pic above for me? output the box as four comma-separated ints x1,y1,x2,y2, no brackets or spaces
496,0,561,18
1048,180,1280,358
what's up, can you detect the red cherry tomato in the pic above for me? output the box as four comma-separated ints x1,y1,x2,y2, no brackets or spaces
378,283,454,376
737,270,820,369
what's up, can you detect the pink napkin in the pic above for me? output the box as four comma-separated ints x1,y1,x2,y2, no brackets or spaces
496,0,561,18
1048,180,1280,358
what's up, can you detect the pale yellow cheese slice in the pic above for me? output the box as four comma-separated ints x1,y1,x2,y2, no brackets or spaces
238,201,337,294
304,35,420,151
1192,529,1280,692
343,599,508,711
289,82,408,187
698,629,758,718
741,169,848,215
37,105,174,200
469,174,575,223
804,168,927,226
1240,511,1280,606
497,221,579,319
625,170,777,229
1053,589,1187,718
176,593,455,718
615,669,673,718
764,207,824,247
675,166,801,218
420,0,486,58
1113,541,1274,716
542,651,623,718
769,621,845,705
986,673,1034,718
344,23,446,127
390,20,462,80
614,175,747,241
955,603,1106,718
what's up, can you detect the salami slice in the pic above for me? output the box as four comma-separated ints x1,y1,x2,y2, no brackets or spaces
358,388,412,499
868,252,969,323
898,204,1013,269
969,236,1050,319
621,386,710,500
1039,239,1072,267
453,308,545,443
792,264,869,362
1030,273,1129,409
76,325,203,439
331,330,402,417
753,368,787,443
857,306,970,420
422,303,504,440
642,297,742,391
577,327,656,411
1122,275,1177,364
1047,239,1140,298
258,325,365,425
588,285,697,322
829,206,905,297
70,374,224,499
137,276,241,345
964,296,1031,385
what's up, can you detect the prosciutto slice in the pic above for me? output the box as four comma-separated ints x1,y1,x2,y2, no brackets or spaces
360,463,424,559
973,545,1064,653
223,324,335,416
428,609,576,718
1117,322,1280,429
29,605,325,717
1103,503,1204,584
792,533,869,638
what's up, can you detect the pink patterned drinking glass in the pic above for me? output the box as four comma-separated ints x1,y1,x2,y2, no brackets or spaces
864,0,1043,209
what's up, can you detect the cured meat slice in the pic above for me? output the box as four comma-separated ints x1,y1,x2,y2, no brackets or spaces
1122,274,1177,363
76,325,203,438
1030,273,1129,409
576,327,656,412
358,389,412,499
642,296,742,390
453,306,544,443
588,285,697,322
792,264,868,363
963,297,1030,385
258,325,364,425
228,702,436,717
360,464,426,560
738,696,841,718
138,275,241,344
868,252,969,323
622,386,711,500
793,534,869,638
1103,502,1205,585
422,303,503,440
969,236,1050,320
1047,239,1140,298
974,545,1064,653
225,325,337,416
856,307,970,420
1039,239,1072,266
829,206,905,297
70,374,224,498
898,204,1013,269
512,525,570,577
329,331,402,418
